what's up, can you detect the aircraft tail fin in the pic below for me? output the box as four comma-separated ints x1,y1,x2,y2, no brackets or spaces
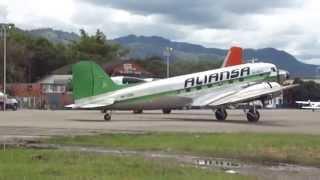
221,46,244,68
72,61,121,100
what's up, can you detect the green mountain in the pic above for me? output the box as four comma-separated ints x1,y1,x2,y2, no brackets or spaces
27,29,319,77
114,35,318,77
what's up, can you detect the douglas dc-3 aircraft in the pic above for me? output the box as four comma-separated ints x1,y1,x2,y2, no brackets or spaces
296,100,320,112
67,46,294,122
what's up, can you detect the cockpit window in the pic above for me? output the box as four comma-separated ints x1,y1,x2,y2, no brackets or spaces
271,67,277,72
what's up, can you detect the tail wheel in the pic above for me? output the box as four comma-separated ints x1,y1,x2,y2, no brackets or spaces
133,109,143,114
215,108,227,121
162,108,172,114
247,109,260,122
104,113,111,121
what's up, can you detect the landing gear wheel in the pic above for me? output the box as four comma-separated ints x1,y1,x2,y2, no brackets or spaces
215,108,227,121
133,109,143,114
247,109,260,122
104,113,111,121
162,108,172,114
12,104,18,111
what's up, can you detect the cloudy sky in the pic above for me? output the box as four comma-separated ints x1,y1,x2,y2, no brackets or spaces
0,0,320,65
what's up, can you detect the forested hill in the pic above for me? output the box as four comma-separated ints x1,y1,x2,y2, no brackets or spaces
26,29,318,77
114,35,318,77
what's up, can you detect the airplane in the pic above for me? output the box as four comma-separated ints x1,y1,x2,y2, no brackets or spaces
296,100,320,112
67,46,294,122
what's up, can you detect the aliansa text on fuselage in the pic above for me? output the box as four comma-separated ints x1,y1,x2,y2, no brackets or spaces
184,67,251,88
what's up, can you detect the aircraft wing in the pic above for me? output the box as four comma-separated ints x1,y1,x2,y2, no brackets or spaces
206,83,298,107
302,106,320,109
296,101,311,105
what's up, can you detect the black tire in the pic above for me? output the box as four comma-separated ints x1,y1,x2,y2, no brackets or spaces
162,108,172,114
104,113,111,121
223,109,228,118
133,109,143,114
247,109,260,122
215,109,227,121
12,104,18,111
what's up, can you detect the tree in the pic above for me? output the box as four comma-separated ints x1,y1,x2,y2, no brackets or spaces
69,29,123,64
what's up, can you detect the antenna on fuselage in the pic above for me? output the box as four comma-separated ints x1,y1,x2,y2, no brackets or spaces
251,58,258,63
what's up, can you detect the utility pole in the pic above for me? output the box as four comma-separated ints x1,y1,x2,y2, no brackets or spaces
164,47,173,78
1,24,13,111
3,26,6,111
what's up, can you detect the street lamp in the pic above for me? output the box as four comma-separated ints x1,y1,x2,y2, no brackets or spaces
1,23,14,111
163,47,173,78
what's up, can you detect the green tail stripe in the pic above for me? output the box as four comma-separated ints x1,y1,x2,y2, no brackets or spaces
72,61,121,100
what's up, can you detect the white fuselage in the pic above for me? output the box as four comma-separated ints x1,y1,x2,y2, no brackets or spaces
75,63,277,110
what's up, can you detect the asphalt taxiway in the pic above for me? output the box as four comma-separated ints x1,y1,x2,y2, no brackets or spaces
0,109,319,139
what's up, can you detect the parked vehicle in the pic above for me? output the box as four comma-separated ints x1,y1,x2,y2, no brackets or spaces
0,92,18,111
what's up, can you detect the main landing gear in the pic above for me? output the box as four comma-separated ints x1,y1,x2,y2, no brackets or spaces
215,108,228,121
246,108,260,122
214,106,260,122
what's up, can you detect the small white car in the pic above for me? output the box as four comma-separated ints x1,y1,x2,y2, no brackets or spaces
0,92,18,111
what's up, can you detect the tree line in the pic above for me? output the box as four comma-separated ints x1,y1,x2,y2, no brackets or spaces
0,26,124,83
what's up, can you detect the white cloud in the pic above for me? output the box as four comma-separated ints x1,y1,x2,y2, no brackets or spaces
0,0,320,65
301,59,320,65
1,0,77,31
0,4,8,22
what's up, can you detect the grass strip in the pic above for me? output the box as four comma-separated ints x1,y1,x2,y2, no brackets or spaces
0,149,251,180
47,132,320,166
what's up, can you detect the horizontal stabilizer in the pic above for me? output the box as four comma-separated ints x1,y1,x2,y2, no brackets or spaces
65,104,76,108
65,98,115,109
80,104,107,108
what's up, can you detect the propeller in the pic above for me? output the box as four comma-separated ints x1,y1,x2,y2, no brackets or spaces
277,69,290,85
